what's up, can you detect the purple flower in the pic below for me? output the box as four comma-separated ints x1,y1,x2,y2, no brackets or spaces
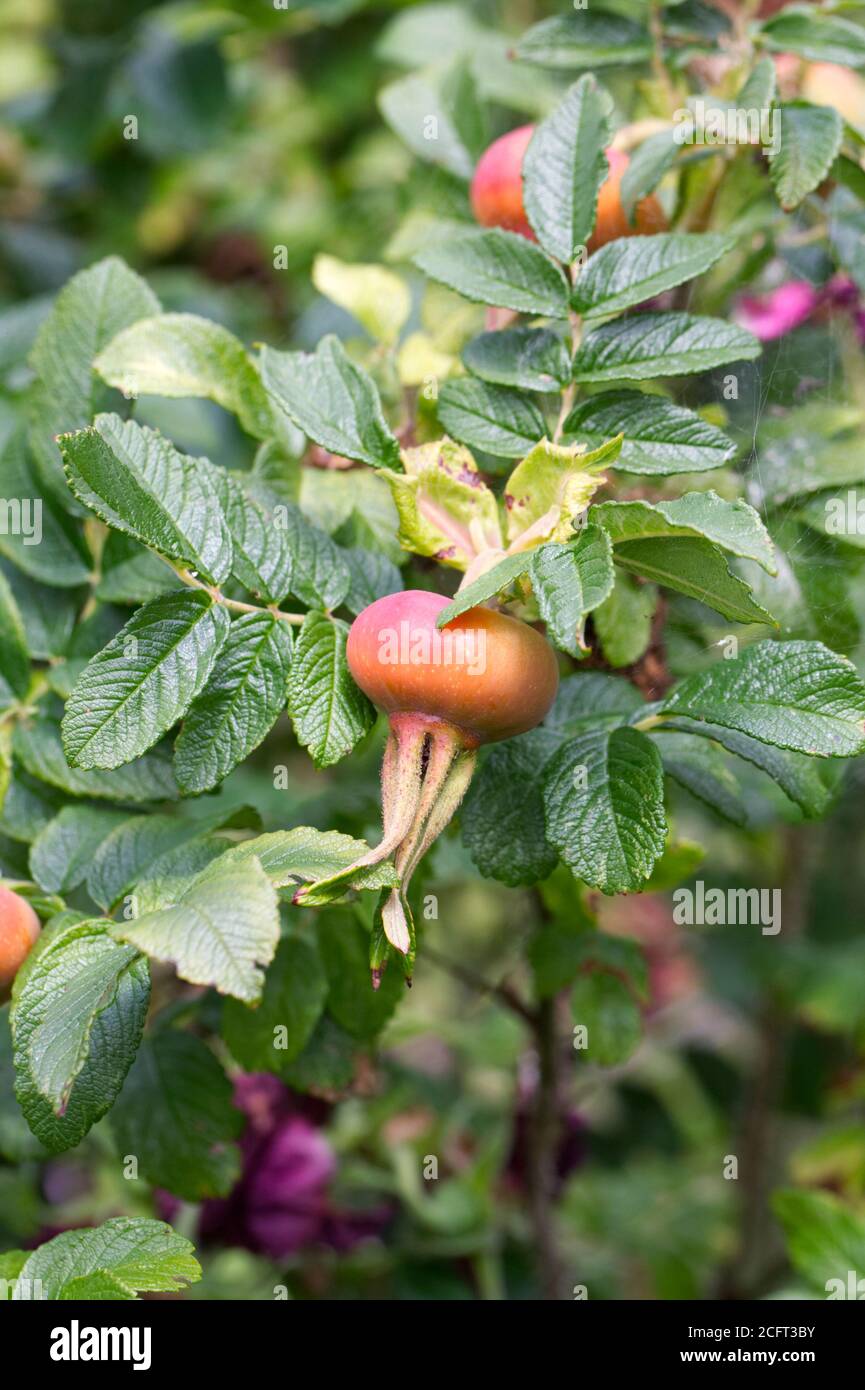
734,281,819,341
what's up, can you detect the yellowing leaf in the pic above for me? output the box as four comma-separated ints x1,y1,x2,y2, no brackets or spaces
395,331,455,386
504,435,621,546
312,254,410,345
379,438,502,569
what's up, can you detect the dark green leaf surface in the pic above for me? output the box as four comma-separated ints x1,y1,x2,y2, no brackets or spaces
516,12,651,68
288,612,375,768
414,229,570,318
613,536,776,625
530,526,615,656
463,327,571,392
563,390,736,474
222,934,328,1071
768,103,843,211
571,312,760,382
523,75,613,262
572,234,735,320
12,1218,200,1301
437,378,547,457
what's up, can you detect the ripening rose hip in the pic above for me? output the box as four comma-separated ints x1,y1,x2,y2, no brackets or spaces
297,591,558,973
0,886,41,1002
470,129,667,252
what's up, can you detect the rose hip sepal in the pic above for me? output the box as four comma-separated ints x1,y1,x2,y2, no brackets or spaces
293,590,558,979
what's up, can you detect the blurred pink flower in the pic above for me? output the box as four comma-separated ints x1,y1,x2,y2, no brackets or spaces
734,281,819,340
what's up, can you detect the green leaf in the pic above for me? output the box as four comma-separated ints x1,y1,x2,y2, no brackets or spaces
543,726,667,893
651,730,748,826
436,551,533,626
758,7,865,68
29,255,160,439
523,75,613,263
281,1013,356,1093
530,526,615,656
11,1217,200,1301
516,11,651,69
593,572,656,668
342,546,403,617
619,128,679,218
29,806,128,894
413,229,569,318
463,327,571,392
213,471,294,606
571,312,760,382
86,809,246,912
97,531,180,606
0,433,91,588
437,379,547,458
60,414,233,586
563,389,736,475
11,920,149,1153
14,714,180,803
594,492,775,572
0,560,81,660
378,58,485,179
546,670,643,736
312,255,410,345
116,854,281,1004
317,911,405,1039
245,478,351,610
110,1032,242,1201
613,536,776,625
222,934,328,1071
62,591,231,770
218,827,399,904
768,103,843,211
288,612,375,769
174,613,292,794
572,233,736,320
655,717,832,818
773,1189,865,1294
462,728,560,885
94,312,273,439
260,335,400,468
0,567,29,703
571,969,642,1066
660,640,865,757
736,55,778,112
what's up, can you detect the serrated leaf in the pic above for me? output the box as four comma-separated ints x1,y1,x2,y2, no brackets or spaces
656,716,832,818
571,312,760,381
0,566,29,704
546,670,643,735
28,256,160,486
12,1217,200,1300
516,11,651,68
530,526,615,656
60,414,233,585
437,379,547,458
11,920,149,1152
613,536,776,625
619,128,679,218
87,812,238,913
110,1032,242,1200
312,255,410,345
342,546,403,616
523,75,613,263
117,854,280,1003
29,806,128,894
772,1188,865,1294
0,433,91,588
217,827,399,904
593,572,656,668
0,560,81,660
96,531,180,606
222,934,328,1071
281,1013,356,1094
758,8,865,68
62,591,230,770
462,728,560,885
288,612,375,768
572,233,736,320
504,435,617,544
435,551,533,626
769,103,843,211
13,715,180,803
94,312,273,439
463,327,571,391
378,58,484,179
594,492,775,572
260,335,400,468
413,229,570,318
245,478,351,610
544,726,667,893
736,55,778,112
563,389,736,474
174,612,292,794
213,470,294,606
651,729,748,826
660,640,865,757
